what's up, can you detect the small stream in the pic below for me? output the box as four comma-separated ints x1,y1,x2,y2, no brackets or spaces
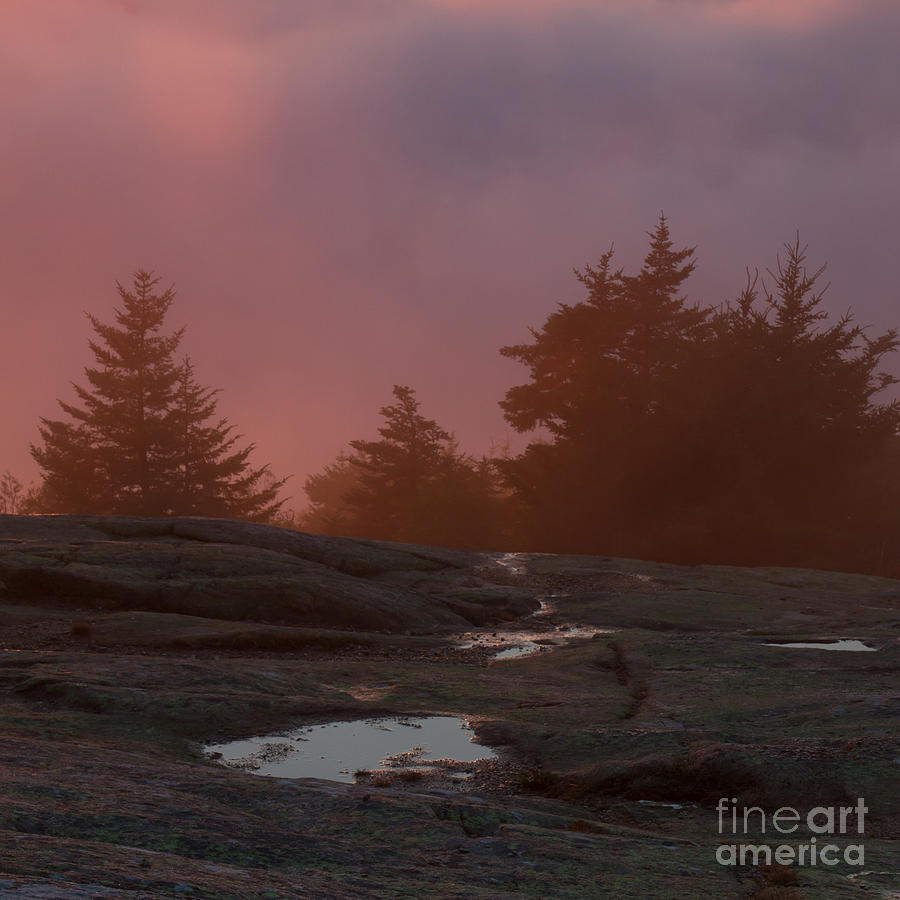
456,622,614,659
205,552,613,783
493,551,530,577
455,552,615,659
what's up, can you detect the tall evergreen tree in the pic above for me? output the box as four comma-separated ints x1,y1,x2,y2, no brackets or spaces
169,357,287,521
300,452,363,536
32,271,287,520
346,385,457,541
499,223,900,571
33,271,182,515
500,214,706,442
695,238,900,567
498,215,710,553
303,386,507,548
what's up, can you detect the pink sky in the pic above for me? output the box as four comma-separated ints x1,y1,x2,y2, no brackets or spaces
2,0,899,512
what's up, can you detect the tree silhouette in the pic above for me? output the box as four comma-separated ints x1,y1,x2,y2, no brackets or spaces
300,452,363,536
695,238,900,567
500,215,705,438
499,215,710,553
304,386,507,548
32,271,286,521
498,222,900,570
169,357,287,521
346,385,457,541
33,271,182,515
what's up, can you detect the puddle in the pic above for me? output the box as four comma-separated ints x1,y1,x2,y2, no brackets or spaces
456,624,615,660
204,716,497,782
494,551,529,577
469,552,616,658
763,640,877,652
637,799,687,810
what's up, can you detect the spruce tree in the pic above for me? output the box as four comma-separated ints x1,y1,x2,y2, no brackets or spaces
346,385,456,541
32,271,287,520
499,224,900,570
33,271,182,515
170,357,287,521
300,452,362,536
697,238,900,567
498,215,709,553
500,214,706,440
303,385,506,547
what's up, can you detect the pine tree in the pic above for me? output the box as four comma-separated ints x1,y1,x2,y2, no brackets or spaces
346,385,456,541
498,215,710,553
170,357,287,521
300,452,363,536
499,224,900,570
32,271,287,520
697,238,900,567
301,385,506,547
499,214,706,443
33,271,182,515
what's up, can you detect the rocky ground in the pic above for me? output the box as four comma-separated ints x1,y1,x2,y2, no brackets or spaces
0,515,898,899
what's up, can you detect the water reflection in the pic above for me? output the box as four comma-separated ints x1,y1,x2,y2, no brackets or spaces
204,715,496,782
456,623,615,660
763,639,877,652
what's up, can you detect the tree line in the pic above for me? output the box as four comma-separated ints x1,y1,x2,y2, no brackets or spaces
300,215,900,577
6,216,900,577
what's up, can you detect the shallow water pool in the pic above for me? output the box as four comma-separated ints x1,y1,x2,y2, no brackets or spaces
457,623,615,659
204,715,497,782
763,639,877,652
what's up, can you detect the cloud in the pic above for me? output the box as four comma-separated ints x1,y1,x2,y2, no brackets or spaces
2,0,899,498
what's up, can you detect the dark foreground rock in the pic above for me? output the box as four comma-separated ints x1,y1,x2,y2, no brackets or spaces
0,515,535,633
0,515,898,898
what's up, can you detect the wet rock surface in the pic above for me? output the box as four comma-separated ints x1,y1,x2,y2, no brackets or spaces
0,516,533,633
0,515,898,898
